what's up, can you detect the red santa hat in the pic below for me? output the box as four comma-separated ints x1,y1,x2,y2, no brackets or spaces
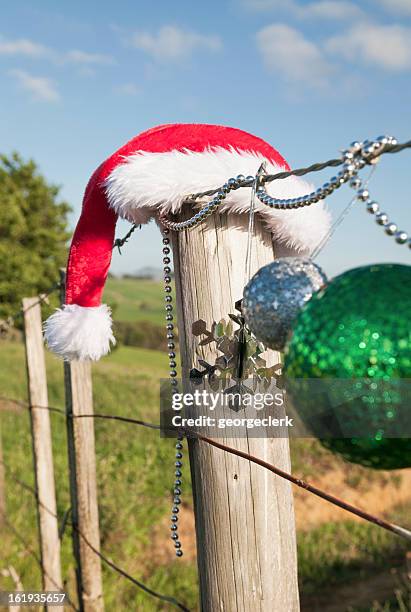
44,123,330,361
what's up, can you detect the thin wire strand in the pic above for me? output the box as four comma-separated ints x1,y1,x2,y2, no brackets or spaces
0,398,163,430
244,178,256,286
195,434,411,543
21,282,61,312
2,397,410,542
0,460,72,533
311,166,376,260
72,412,162,430
311,195,358,261
244,164,265,287
185,139,411,201
74,528,190,612
0,459,190,612
113,224,141,253
0,512,79,611
111,138,411,245
1,282,61,329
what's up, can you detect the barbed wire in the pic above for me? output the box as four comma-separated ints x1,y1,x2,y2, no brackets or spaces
113,224,141,253
196,434,411,543
2,396,411,543
21,281,61,312
0,281,61,334
0,458,190,612
3,138,411,289
185,138,411,200
112,137,411,244
3,138,411,313
74,528,189,612
0,397,162,430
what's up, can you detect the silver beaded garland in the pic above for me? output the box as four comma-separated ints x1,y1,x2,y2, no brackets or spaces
357,189,369,202
385,223,398,236
242,258,327,351
366,201,379,214
395,231,408,244
159,135,408,251
162,229,184,558
159,175,248,231
254,136,396,211
353,177,409,247
376,212,388,225
344,140,410,247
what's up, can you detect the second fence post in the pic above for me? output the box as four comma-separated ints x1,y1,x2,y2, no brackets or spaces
22,296,63,606
60,271,104,612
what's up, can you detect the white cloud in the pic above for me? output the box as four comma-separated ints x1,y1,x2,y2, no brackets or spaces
0,35,115,69
9,69,60,102
256,23,333,87
304,1,362,19
243,0,362,19
65,49,115,65
0,37,49,57
377,0,411,15
131,25,222,62
326,23,411,71
116,83,140,96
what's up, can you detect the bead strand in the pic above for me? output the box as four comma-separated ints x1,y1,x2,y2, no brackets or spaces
159,174,255,232
162,229,184,557
159,136,398,233
256,159,359,209
256,136,395,210
354,181,410,248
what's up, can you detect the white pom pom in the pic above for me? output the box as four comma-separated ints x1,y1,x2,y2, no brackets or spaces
43,304,116,361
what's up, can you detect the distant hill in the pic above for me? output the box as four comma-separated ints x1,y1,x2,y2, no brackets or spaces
123,267,164,281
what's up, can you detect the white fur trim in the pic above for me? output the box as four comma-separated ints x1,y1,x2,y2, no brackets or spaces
43,304,115,362
105,147,331,253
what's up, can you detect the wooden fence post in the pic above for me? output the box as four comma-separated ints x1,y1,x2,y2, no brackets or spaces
22,297,63,603
60,271,104,612
172,210,300,611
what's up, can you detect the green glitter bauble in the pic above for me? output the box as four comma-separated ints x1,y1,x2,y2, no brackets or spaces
284,264,411,470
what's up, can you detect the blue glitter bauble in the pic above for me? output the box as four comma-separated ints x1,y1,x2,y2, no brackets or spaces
243,257,327,351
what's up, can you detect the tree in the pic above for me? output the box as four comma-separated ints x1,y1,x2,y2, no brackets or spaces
0,152,71,321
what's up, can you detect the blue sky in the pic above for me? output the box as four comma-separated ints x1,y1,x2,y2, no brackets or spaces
1,0,410,277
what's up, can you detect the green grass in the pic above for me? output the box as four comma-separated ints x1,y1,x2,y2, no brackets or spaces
298,514,409,595
0,340,196,611
104,277,166,325
1,339,410,611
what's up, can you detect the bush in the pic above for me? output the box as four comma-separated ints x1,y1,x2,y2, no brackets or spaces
0,152,71,321
113,320,176,351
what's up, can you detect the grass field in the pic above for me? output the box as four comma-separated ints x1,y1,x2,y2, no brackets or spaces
0,340,195,611
0,277,410,611
104,277,165,325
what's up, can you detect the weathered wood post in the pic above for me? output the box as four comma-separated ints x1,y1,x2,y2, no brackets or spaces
22,297,63,603
172,210,300,611
60,271,104,612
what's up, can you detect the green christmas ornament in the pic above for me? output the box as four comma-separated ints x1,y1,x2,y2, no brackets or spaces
284,263,411,470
